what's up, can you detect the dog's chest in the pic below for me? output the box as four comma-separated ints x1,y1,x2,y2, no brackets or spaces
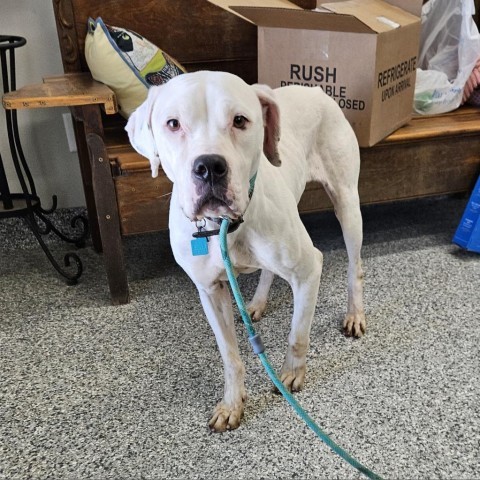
205,235,258,277
228,237,258,273
173,221,263,286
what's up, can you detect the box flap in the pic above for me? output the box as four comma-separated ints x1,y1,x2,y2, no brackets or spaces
231,6,376,33
290,0,317,7
384,0,423,17
209,0,419,34
320,0,420,33
208,0,301,18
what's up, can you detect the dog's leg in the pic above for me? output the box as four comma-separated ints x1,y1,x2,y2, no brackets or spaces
247,269,274,321
327,186,365,337
197,282,247,432
280,249,323,392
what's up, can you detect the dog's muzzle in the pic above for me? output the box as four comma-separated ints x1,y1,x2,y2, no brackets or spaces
192,154,236,219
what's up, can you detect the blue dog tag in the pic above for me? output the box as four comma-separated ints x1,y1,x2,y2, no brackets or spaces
191,237,209,256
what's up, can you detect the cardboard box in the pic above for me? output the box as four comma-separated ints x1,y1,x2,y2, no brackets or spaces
209,0,422,146
453,174,480,253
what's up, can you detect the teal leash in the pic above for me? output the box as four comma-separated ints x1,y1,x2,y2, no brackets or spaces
219,217,383,480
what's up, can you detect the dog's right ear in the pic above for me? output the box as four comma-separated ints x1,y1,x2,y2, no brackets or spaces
125,88,161,178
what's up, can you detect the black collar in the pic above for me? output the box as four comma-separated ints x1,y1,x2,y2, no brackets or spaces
192,216,243,238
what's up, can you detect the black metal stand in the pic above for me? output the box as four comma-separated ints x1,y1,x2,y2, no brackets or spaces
0,35,88,285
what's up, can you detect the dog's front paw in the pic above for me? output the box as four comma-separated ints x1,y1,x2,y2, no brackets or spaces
275,344,308,393
247,300,267,322
208,400,245,432
279,366,306,392
343,312,366,337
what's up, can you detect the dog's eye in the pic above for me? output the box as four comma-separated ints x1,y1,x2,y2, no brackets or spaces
233,115,248,129
167,119,181,131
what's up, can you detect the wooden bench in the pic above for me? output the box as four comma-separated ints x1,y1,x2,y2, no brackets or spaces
3,0,480,305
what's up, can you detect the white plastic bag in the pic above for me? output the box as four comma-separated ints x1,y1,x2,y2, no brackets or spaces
414,0,480,114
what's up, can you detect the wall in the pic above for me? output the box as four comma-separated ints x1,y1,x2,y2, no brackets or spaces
0,0,85,208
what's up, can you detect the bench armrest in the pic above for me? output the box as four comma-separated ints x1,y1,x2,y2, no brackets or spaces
2,72,117,114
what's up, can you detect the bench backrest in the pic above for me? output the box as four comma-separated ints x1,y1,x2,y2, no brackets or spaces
52,0,258,84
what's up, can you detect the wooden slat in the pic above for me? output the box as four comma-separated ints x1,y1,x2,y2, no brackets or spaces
2,73,117,114
108,148,172,235
115,170,172,235
360,135,480,200
299,131,480,213
380,107,480,144
109,148,151,173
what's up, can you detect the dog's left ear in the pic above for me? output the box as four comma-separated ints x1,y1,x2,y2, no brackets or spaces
125,87,161,178
252,84,281,167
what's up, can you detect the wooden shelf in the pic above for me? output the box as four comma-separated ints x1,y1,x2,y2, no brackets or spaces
2,73,117,114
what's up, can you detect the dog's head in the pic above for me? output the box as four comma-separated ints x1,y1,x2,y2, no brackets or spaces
125,71,280,221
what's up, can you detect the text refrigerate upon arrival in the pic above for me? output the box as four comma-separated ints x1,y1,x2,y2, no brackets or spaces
377,57,417,88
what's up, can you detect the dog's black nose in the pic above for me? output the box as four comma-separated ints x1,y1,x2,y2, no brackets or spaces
192,154,228,184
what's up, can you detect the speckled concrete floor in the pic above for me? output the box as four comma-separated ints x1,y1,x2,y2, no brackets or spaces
1,196,479,480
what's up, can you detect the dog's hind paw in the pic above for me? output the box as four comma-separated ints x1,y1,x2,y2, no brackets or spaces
343,312,366,338
208,401,245,432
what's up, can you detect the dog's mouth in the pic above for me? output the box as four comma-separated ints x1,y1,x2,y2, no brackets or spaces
192,187,241,221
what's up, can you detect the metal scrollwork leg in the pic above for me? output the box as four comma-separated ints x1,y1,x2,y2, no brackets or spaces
39,194,58,215
33,208,89,248
23,214,84,285
1,35,88,285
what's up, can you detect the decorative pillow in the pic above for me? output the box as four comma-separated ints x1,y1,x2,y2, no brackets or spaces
85,17,185,118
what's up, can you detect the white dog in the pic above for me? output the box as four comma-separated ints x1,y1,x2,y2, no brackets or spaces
126,71,365,432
